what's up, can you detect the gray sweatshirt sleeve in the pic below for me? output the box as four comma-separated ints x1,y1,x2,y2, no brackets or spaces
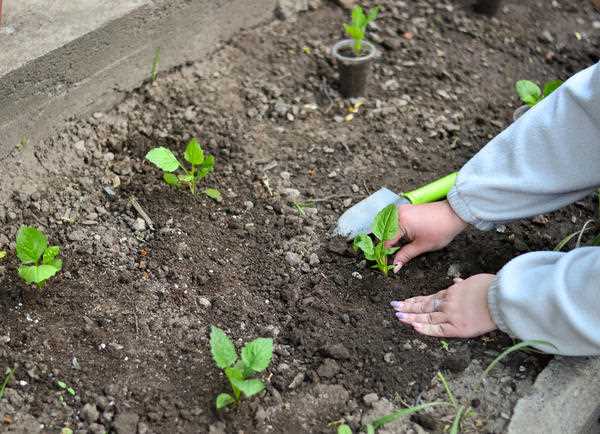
446,62,600,355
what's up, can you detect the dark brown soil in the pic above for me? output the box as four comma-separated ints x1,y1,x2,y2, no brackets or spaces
0,1,598,433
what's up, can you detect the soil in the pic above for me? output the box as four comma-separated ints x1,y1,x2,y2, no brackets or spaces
0,1,599,433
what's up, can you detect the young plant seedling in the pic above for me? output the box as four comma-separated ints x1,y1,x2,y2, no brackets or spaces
145,138,221,201
16,226,62,288
0,250,6,261
344,5,380,56
353,204,400,276
210,325,273,410
515,79,563,107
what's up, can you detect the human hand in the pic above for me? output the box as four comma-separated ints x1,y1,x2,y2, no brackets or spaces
390,274,497,338
384,200,467,273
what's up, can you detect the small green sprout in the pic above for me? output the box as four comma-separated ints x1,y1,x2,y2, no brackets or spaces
210,326,273,410
16,226,62,288
353,204,400,276
515,79,563,107
0,250,6,261
440,340,450,352
0,368,15,400
56,380,76,396
151,48,160,82
145,138,221,201
344,5,380,56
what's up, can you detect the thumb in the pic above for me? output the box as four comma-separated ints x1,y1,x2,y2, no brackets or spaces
393,242,426,269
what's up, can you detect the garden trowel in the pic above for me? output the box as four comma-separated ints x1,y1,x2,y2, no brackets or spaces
334,173,457,239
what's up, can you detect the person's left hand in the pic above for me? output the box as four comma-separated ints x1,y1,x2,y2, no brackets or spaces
390,274,497,338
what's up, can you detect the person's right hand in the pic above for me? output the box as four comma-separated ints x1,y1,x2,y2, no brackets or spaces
384,200,468,272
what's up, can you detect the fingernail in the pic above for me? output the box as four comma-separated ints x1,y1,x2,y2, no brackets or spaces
395,312,405,320
390,301,403,309
393,263,403,274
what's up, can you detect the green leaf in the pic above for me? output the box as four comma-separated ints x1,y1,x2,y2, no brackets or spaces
515,80,542,107
353,234,374,257
385,247,400,255
241,338,273,373
372,205,399,242
366,6,380,23
449,406,466,434
231,378,265,398
216,393,235,410
210,326,237,369
184,138,204,165
163,172,180,186
337,424,353,434
18,265,60,285
61,428,74,434
344,24,364,42
0,251,6,261
351,6,366,28
197,154,215,179
42,246,60,265
204,188,222,202
67,387,76,396
56,381,67,389
366,425,375,434
483,340,557,376
543,79,563,97
16,226,48,264
145,147,180,172
178,174,195,183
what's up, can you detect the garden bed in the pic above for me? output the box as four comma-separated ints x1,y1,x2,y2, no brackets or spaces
0,0,599,433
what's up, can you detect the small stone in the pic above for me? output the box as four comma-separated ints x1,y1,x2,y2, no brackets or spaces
285,251,303,267
198,297,211,308
244,201,254,210
447,263,461,279
132,218,146,232
532,215,549,225
351,184,360,193
540,30,554,43
593,21,600,30
363,393,379,405
68,230,86,242
383,352,394,364
280,187,301,202
208,422,227,434
321,343,351,360
113,412,140,434
82,403,100,423
89,423,107,434
317,359,340,378
382,38,402,50
288,372,305,389
351,271,363,280
308,253,320,265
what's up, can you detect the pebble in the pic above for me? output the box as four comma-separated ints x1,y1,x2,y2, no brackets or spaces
383,352,394,364
308,253,320,265
68,230,86,242
198,297,211,308
112,412,139,434
335,0,356,9
317,359,340,378
285,251,303,267
132,218,146,232
321,343,351,360
288,372,305,389
363,393,379,405
280,187,301,202
82,403,100,423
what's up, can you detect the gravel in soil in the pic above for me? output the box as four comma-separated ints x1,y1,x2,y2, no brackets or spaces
0,0,598,433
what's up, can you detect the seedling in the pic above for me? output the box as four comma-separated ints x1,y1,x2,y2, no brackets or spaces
16,226,62,288
440,340,450,352
56,380,76,397
151,48,160,82
515,79,563,107
145,138,221,201
0,368,15,400
210,326,273,410
0,250,6,261
344,5,380,56
353,204,400,276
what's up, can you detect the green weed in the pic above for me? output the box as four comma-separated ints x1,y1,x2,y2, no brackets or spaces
516,79,563,107
344,6,380,56
16,226,62,288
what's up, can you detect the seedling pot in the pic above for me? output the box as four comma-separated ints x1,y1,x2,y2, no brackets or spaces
332,39,378,98
513,105,530,122
473,0,503,16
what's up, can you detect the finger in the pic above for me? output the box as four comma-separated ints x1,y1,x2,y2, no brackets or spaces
395,311,448,325
390,295,441,314
390,242,428,273
453,277,464,284
412,322,461,338
391,290,447,311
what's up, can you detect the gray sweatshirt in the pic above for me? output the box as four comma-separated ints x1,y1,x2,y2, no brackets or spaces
447,61,600,356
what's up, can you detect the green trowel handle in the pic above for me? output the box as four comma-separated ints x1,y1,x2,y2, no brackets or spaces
402,172,458,205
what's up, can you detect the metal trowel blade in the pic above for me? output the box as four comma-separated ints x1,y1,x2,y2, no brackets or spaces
333,188,409,239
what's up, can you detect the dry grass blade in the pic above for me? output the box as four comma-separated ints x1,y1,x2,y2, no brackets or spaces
553,220,594,251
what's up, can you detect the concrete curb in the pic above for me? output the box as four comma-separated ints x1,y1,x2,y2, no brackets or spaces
509,357,600,434
0,0,277,159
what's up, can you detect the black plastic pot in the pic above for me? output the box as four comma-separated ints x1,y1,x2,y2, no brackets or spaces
473,0,503,16
332,39,377,98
